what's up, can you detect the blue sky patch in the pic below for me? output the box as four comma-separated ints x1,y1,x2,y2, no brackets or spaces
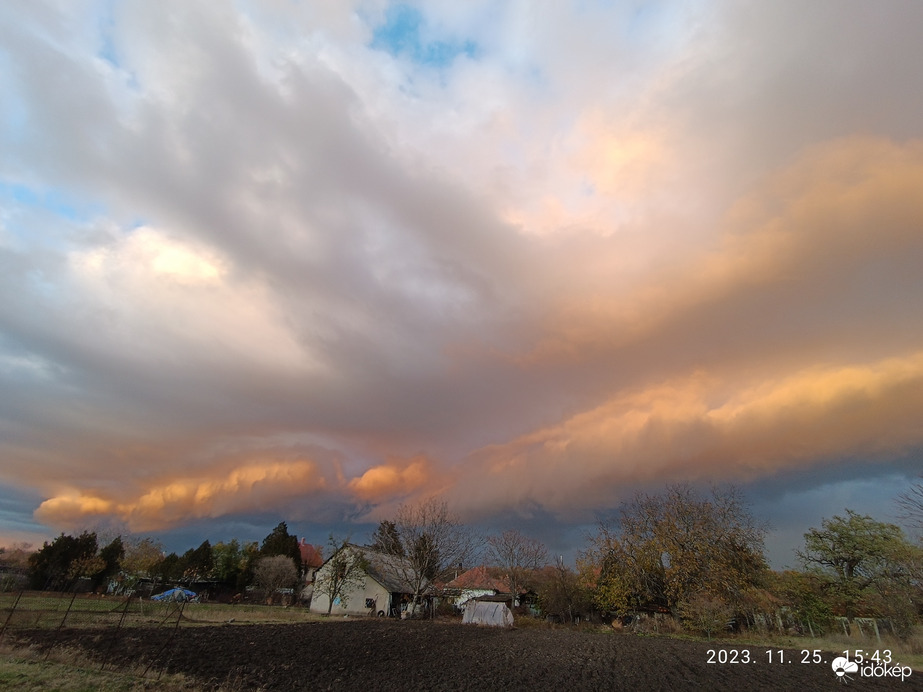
0,484,49,536
95,0,120,68
1,181,104,224
371,4,478,68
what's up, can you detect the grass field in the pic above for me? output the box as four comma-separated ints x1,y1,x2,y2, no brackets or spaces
0,592,324,631
0,643,202,692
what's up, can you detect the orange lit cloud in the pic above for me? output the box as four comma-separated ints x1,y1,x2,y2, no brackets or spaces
440,137,923,519
448,351,923,519
23,136,923,533
522,136,923,367
347,456,434,502
35,460,326,532
571,109,670,201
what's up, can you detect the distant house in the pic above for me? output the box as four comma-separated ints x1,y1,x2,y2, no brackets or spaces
299,538,324,572
441,566,513,610
308,545,423,617
298,538,325,605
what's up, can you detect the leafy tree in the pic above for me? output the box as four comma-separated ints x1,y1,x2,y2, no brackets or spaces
253,555,299,601
378,499,479,615
108,535,164,593
578,544,634,615
212,539,240,582
261,522,302,574
212,539,257,588
313,536,369,615
486,529,547,610
67,552,106,587
587,484,767,614
678,592,734,639
121,536,164,578
734,584,783,633
28,532,99,591
152,552,185,583
371,520,404,556
93,536,125,590
798,510,921,622
239,541,262,590
182,540,214,582
768,570,833,635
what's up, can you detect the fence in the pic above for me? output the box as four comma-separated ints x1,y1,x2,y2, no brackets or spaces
0,590,189,675
831,616,901,642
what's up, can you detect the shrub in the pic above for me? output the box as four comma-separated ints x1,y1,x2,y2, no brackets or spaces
678,593,734,639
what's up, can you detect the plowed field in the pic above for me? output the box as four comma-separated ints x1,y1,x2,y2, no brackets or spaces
12,618,920,690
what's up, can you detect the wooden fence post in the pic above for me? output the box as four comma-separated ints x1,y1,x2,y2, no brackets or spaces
57,592,78,631
0,590,23,643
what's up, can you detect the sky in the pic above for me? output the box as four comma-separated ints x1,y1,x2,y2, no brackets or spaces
1,0,921,569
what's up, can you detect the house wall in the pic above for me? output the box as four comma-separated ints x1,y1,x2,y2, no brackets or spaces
309,569,391,616
454,588,495,608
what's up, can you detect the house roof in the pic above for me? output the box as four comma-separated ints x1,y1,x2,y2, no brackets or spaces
362,548,416,593
445,565,509,593
317,544,421,595
299,539,324,569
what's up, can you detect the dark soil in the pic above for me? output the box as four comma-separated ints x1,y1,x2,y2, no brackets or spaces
12,619,921,690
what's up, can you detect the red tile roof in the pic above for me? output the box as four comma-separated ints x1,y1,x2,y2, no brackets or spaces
299,539,324,568
445,565,509,593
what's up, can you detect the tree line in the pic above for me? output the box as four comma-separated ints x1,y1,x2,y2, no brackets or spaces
1,478,921,638
0,521,308,600
579,483,922,638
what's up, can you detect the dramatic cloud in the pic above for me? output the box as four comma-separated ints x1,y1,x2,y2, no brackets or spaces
348,455,436,503
1,1,921,562
35,457,327,532
449,350,923,519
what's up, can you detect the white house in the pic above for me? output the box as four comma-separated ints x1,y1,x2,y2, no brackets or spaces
309,545,422,617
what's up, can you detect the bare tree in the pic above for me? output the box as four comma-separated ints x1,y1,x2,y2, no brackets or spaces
540,557,592,624
253,555,298,602
376,499,479,616
0,542,33,570
896,475,923,531
0,543,32,591
313,536,368,615
487,529,547,610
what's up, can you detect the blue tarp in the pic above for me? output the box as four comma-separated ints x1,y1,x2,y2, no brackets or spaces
152,588,197,602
